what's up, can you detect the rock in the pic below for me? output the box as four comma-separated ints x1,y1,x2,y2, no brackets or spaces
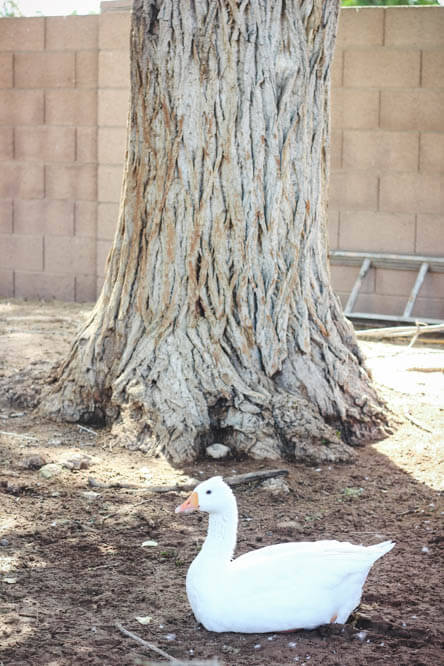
23,454,46,470
141,540,158,547
261,477,290,494
81,491,100,501
39,463,63,479
61,453,92,470
206,443,230,459
276,520,303,532
88,477,106,488
48,438,63,447
0,538,9,547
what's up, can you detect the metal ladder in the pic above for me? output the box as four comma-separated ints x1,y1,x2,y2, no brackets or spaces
329,251,444,325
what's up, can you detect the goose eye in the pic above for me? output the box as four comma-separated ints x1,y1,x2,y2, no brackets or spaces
206,490,212,495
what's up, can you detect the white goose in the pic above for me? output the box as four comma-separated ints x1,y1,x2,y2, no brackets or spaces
175,476,394,633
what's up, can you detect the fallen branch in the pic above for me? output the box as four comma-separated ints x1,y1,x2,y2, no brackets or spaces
356,322,444,340
403,409,434,434
0,430,38,441
77,424,98,436
115,622,179,663
143,468,290,494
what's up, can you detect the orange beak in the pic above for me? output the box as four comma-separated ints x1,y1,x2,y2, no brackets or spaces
175,491,199,514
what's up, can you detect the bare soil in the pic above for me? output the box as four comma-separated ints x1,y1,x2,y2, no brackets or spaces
0,300,443,666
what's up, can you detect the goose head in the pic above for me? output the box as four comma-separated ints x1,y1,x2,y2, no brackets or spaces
175,476,235,515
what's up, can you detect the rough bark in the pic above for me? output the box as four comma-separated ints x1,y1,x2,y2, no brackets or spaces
41,0,390,464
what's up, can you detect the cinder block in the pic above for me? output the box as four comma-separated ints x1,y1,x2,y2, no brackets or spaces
414,297,444,320
327,209,339,250
0,17,44,51
76,51,98,87
330,264,375,294
99,11,131,50
0,200,12,233
380,90,444,133
98,50,130,88
385,7,444,48
422,50,444,89
75,274,97,302
15,271,75,301
337,8,384,48
15,127,76,162
343,130,419,172
75,201,97,237
0,54,13,88
0,90,44,125
46,89,97,126
374,268,416,297
46,164,97,201
420,133,444,174
0,269,13,298
15,52,75,89
0,128,13,160
330,50,343,88
46,15,98,50
329,130,342,170
0,234,43,271
97,239,112,277
45,235,96,275
380,173,444,215
329,172,378,211
77,127,97,163
98,165,124,203
98,88,129,126
0,163,44,199
14,199,74,236
375,268,444,302
98,127,127,164
338,211,415,253
97,202,118,240
354,293,407,317
416,214,444,256
344,48,420,89
416,272,444,300
331,88,379,130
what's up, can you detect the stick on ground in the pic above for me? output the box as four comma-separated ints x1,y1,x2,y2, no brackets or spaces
115,622,179,662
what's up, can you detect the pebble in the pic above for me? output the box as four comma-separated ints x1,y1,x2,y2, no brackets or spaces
261,477,290,494
62,453,92,470
39,463,63,479
0,538,9,547
81,491,100,501
206,443,230,459
23,454,46,470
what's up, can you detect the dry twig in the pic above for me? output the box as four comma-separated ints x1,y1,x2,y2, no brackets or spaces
115,622,179,662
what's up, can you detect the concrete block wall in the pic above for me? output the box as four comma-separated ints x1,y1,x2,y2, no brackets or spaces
0,4,443,318
0,15,98,301
329,6,444,319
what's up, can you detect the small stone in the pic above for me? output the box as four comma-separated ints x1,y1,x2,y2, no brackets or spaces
23,455,46,470
206,443,230,459
48,439,63,447
62,453,92,470
141,540,158,547
88,477,106,488
261,477,290,494
39,463,63,479
277,520,303,531
0,538,9,547
81,491,100,501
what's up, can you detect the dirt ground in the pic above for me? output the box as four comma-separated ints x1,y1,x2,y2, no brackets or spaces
0,300,443,666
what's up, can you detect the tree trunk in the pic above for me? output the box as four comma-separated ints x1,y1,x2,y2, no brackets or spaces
41,0,390,464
